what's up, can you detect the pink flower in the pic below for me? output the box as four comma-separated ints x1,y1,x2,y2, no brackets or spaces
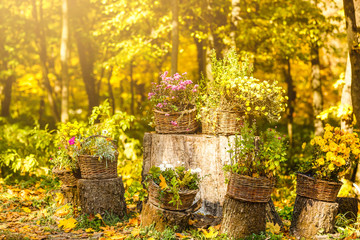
68,137,75,145
161,71,168,79
165,113,170,116
170,121,178,126
157,103,163,108
148,92,156,99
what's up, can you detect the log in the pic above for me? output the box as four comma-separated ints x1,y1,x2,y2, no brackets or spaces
266,199,284,229
220,196,266,239
61,185,79,206
141,199,201,232
336,197,358,222
77,177,126,218
142,132,234,216
290,195,339,239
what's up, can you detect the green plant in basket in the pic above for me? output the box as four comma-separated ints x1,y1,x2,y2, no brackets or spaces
224,120,287,178
146,162,202,209
301,124,360,181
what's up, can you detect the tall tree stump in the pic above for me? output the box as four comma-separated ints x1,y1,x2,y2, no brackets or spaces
141,199,201,232
336,197,358,222
61,185,79,206
143,133,234,216
220,196,266,239
266,199,284,229
77,177,126,218
290,195,338,239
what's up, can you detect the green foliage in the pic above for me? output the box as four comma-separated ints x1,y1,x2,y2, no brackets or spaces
277,205,293,221
224,120,287,178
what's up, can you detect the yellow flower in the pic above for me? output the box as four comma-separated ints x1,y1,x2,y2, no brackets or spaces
261,106,266,110
255,106,259,110
324,131,333,140
326,151,335,161
247,107,251,111
324,124,334,132
328,163,335,171
329,142,338,152
317,158,325,166
310,139,315,146
321,145,329,152
246,101,250,106
302,142,306,150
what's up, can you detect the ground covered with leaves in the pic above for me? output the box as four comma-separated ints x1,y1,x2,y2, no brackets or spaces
0,176,359,240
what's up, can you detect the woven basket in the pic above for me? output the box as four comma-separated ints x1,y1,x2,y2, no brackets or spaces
153,108,198,134
148,180,198,211
52,167,78,187
226,172,274,202
78,135,118,179
296,173,342,202
202,109,243,135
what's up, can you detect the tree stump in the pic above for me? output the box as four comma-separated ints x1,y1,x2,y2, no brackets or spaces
77,177,126,218
141,199,202,232
220,196,266,239
143,133,234,216
266,199,284,229
290,195,339,239
336,197,358,222
61,185,79,206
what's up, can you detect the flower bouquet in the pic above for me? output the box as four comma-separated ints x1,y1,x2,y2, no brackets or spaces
146,162,202,210
148,71,199,133
223,121,287,202
298,124,360,201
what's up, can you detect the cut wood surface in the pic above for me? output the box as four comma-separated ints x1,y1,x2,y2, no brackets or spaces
142,132,234,216
220,196,266,239
290,195,338,239
77,177,126,218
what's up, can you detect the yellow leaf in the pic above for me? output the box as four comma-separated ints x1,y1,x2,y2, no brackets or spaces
175,233,189,239
147,238,155,240
111,235,127,240
188,219,197,225
159,174,168,190
131,227,140,237
200,227,219,239
58,217,77,231
266,222,281,234
85,228,94,233
22,207,31,213
55,205,71,217
95,213,103,220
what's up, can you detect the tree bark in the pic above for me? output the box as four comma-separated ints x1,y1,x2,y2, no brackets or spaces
77,178,126,218
32,0,60,123
220,196,266,239
194,37,206,79
61,185,79,206
130,62,135,115
230,0,241,49
266,199,284,229
107,67,115,114
343,0,360,128
311,44,324,136
60,0,69,123
284,59,295,145
341,53,353,132
0,75,14,117
290,195,338,239
171,0,179,75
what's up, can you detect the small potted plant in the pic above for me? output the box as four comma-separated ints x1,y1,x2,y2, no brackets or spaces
148,71,199,133
298,124,360,202
200,49,287,135
52,147,80,187
223,121,287,202
146,162,202,210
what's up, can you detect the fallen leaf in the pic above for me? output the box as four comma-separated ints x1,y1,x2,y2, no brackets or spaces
131,227,140,237
95,213,103,220
55,204,71,217
22,207,31,213
85,228,95,233
200,226,219,239
175,233,189,239
58,217,77,231
188,219,197,225
110,234,127,240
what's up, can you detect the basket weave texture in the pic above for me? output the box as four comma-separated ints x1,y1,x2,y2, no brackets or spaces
52,167,78,187
226,172,274,203
296,173,342,202
201,109,243,135
148,180,198,211
153,108,198,134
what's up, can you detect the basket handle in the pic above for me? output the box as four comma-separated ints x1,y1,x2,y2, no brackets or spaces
80,135,118,150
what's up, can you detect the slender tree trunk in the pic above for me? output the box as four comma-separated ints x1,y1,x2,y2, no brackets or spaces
60,0,69,123
130,62,135,115
341,53,353,133
343,0,360,127
171,0,179,75
107,67,115,114
194,37,206,79
230,0,241,49
32,0,60,122
1,75,15,117
311,44,324,136
285,59,295,145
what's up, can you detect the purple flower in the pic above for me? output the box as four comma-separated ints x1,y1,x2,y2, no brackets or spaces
278,137,281,140
157,103,163,108
68,137,75,145
170,121,178,126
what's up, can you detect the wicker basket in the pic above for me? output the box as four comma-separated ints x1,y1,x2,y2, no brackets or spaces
148,180,199,211
226,172,274,202
78,135,118,179
153,108,198,134
202,109,243,135
52,167,78,187
296,173,342,202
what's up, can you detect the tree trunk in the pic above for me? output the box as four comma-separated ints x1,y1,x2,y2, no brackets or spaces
171,0,179,75
194,37,206,79
142,133,235,216
60,0,69,123
311,44,324,136
290,195,338,239
341,53,353,132
0,75,14,117
220,196,266,239
32,0,60,123
130,62,135,115
336,197,358,222
230,0,241,49
77,178,126,217
61,185,79,206
266,199,284,229
284,59,295,145
107,67,115,114
343,0,360,128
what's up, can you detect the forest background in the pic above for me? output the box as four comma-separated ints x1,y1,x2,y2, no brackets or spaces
0,0,358,191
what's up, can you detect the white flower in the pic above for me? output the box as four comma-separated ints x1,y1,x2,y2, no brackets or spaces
102,130,109,135
159,164,166,171
176,160,181,164
165,163,174,169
